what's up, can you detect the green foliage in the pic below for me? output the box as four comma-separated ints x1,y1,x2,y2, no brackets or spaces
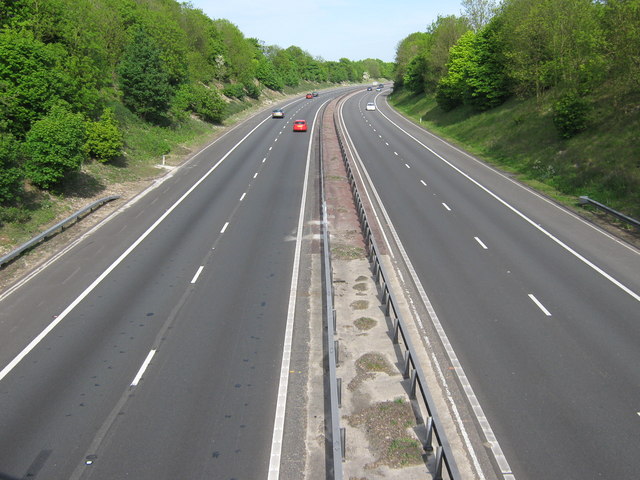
24,104,87,189
0,28,97,137
243,81,261,100
552,91,590,139
173,83,226,124
255,58,284,91
85,108,124,163
118,26,174,123
498,0,605,98
222,83,245,99
436,22,509,111
0,133,24,205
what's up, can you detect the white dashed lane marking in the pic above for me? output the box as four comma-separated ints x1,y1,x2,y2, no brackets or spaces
529,294,552,316
190,266,204,284
474,237,488,249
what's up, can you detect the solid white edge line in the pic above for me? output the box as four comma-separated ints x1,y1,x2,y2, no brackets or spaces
267,98,330,480
529,294,552,316
190,266,204,284
131,349,156,387
0,114,272,384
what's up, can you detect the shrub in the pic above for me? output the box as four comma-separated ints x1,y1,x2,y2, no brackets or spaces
173,83,226,123
553,91,591,139
0,133,24,205
118,26,174,123
85,108,124,163
222,83,245,99
24,104,87,189
243,81,261,99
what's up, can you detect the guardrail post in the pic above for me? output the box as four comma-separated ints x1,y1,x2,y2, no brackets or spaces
410,369,418,400
392,316,400,344
425,417,434,453
434,446,444,480
334,340,340,365
403,350,411,379
340,428,346,461
337,378,342,407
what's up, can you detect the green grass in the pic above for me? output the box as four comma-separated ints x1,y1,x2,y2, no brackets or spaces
389,87,640,220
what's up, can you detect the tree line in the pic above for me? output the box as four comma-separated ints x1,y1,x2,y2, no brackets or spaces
0,0,393,215
394,0,639,214
396,0,638,129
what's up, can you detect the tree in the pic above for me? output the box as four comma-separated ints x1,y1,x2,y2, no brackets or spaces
498,0,605,98
24,104,87,189
85,107,124,163
118,25,174,122
0,28,96,137
255,57,284,91
462,0,498,32
0,133,24,205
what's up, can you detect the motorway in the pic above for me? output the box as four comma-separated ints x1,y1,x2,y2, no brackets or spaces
0,90,347,479
2,84,639,480
338,88,640,479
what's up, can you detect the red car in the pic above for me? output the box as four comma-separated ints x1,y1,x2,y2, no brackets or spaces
305,93,313,99
293,119,307,132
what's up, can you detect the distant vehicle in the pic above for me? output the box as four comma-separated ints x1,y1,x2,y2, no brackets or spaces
367,86,372,91
376,86,383,91
293,119,308,132
272,108,284,118
312,91,319,97
305,93,313,99
366,102,376,111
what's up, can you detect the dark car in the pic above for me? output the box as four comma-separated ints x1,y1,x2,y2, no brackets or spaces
293,119,307,132
312,91,319,97
367,86,372,91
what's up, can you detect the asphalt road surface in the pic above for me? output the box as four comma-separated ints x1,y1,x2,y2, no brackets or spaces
337,87,640,480
0,90,347,480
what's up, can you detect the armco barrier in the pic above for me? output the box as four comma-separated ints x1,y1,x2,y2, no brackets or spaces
0,195,120,269
319,106,344,479
579,196,640,230
333,108,461,480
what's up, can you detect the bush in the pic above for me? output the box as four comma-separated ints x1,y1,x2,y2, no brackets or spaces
222,83,245,99
85,108,124,163
24,104,87,189
553,91,591,139
0,206,30,224
256,58,284,91
0,133,24,205
173,83,226,123
118,26,174,123
243,82,261,99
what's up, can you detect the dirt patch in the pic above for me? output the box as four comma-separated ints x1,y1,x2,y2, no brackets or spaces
347,400,424,469
354,317,377,331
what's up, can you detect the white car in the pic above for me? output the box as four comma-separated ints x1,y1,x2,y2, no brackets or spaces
366,102,376,111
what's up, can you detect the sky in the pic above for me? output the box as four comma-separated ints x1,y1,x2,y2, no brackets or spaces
187,0,465,63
